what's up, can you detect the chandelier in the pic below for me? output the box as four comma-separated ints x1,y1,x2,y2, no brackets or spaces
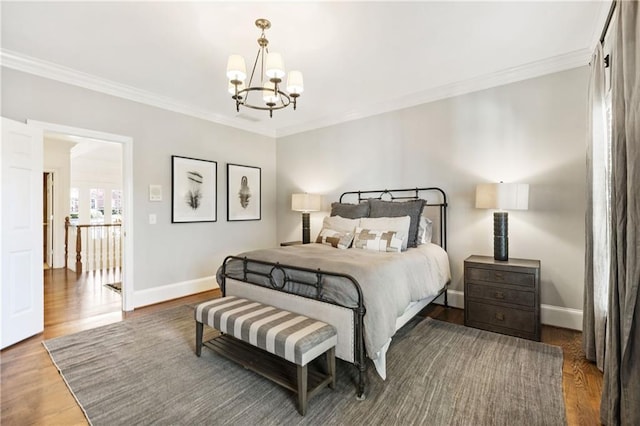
226,19,304,118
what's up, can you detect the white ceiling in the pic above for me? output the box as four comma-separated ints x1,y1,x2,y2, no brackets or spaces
1,1,611,138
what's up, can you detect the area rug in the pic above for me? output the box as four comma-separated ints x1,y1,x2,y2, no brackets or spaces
43,305,566,425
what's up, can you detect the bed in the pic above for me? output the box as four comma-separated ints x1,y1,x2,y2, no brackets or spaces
217,187,451,399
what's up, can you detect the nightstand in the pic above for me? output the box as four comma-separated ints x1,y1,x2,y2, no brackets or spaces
464,255,541,341
280,241,303,247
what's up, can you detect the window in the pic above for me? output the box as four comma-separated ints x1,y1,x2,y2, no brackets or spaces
112,189,123,223
89,188,105,224
70,188,79,225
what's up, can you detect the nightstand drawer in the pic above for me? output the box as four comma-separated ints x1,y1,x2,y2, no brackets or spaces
466,283,535,307
466,267,534,288
466,301,536,334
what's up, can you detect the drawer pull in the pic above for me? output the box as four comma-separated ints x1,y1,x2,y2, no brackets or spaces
494,272,504,280
495,312,505,321
494,291,505,299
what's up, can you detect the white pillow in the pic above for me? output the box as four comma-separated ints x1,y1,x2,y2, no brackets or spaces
359,216,411,251
352,227,403,253
418,216,433,244
316,215,359,244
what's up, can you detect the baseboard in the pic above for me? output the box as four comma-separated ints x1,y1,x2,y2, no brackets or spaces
540,304,582,331
132,282,583,331
433,289,465,309
434,290,582,331
133,276,219,308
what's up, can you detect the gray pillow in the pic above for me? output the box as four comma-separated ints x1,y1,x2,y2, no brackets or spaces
330,201,370,219
368,199,426,248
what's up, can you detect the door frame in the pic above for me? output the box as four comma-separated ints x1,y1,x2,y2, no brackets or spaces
28,120,135,311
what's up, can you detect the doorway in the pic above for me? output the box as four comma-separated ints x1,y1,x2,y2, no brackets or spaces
30,120,135,312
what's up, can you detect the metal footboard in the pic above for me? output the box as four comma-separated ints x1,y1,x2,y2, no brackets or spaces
221,255,368,399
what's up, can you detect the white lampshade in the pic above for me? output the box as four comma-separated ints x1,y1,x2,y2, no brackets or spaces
263,81,280,104
265,52,285,79
286,70,304,95
226,55,247,81
475,183,529,210
291,193,322,212
227,80,245,95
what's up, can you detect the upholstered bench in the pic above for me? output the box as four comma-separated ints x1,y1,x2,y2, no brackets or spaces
194,296,337,415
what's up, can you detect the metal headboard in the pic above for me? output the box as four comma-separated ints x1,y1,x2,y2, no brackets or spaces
339,187,448,250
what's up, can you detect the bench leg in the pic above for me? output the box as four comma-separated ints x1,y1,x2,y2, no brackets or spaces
327,347,336,389
195,321,203,357
297,364,308,416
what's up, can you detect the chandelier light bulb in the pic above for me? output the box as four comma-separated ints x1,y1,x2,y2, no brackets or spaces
286,71,304,95
262,81,280,104
227,80,245,95
226,54,247,82
265,52,285,79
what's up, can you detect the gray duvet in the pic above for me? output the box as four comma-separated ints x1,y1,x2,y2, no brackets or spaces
217,243,450,359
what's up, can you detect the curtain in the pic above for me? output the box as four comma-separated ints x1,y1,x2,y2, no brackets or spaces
583,42,610,371
601,1,640,424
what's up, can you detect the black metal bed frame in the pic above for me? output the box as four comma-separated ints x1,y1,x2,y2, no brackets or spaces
220,187,448,399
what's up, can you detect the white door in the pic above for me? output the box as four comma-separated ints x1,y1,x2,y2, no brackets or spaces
1,118,44,349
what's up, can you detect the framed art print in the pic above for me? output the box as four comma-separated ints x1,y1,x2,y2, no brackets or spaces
227,163,261,221
171,156,217,223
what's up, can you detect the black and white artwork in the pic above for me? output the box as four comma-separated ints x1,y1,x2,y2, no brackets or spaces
227,163,261,221
171,156,217,223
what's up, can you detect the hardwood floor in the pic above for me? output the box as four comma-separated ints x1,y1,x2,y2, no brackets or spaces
1,272,602,425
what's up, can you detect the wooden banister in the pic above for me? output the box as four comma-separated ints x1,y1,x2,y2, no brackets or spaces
76,225,82,273
64,222,122,274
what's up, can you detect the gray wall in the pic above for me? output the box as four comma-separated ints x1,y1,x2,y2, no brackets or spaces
2,68,277,291
3,65,589,312
276,67,589,311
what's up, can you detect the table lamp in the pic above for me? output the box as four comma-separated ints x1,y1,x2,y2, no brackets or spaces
475,182,529,261
291,193,322,244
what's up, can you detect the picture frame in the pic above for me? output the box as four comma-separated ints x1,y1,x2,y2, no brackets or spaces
227,163,261,221
171,155,217,223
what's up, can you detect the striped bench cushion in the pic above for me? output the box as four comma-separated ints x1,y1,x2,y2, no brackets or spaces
195,296,337,366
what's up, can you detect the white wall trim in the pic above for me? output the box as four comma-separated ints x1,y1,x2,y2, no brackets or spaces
2,49,275,138
433,289,465,309
133,276,218,309
276,48,591,137
540,304,583,331
434,290,582,331
3,47,589,139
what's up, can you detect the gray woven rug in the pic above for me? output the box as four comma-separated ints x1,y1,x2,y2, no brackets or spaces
43,305,566,425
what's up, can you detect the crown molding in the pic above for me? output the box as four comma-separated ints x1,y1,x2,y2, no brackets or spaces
2,47,589,140
275,48,591,137
0,49,276,138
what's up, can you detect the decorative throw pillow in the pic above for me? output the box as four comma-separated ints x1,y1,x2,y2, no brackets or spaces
368,199,425,248
315,215,359,246
352,227,403,253
330,201,370,219
418,216,433,244
316,228,355,249
359,216,410,251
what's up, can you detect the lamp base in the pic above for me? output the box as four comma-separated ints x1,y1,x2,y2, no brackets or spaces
301,212,311,244
493,212,509,261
